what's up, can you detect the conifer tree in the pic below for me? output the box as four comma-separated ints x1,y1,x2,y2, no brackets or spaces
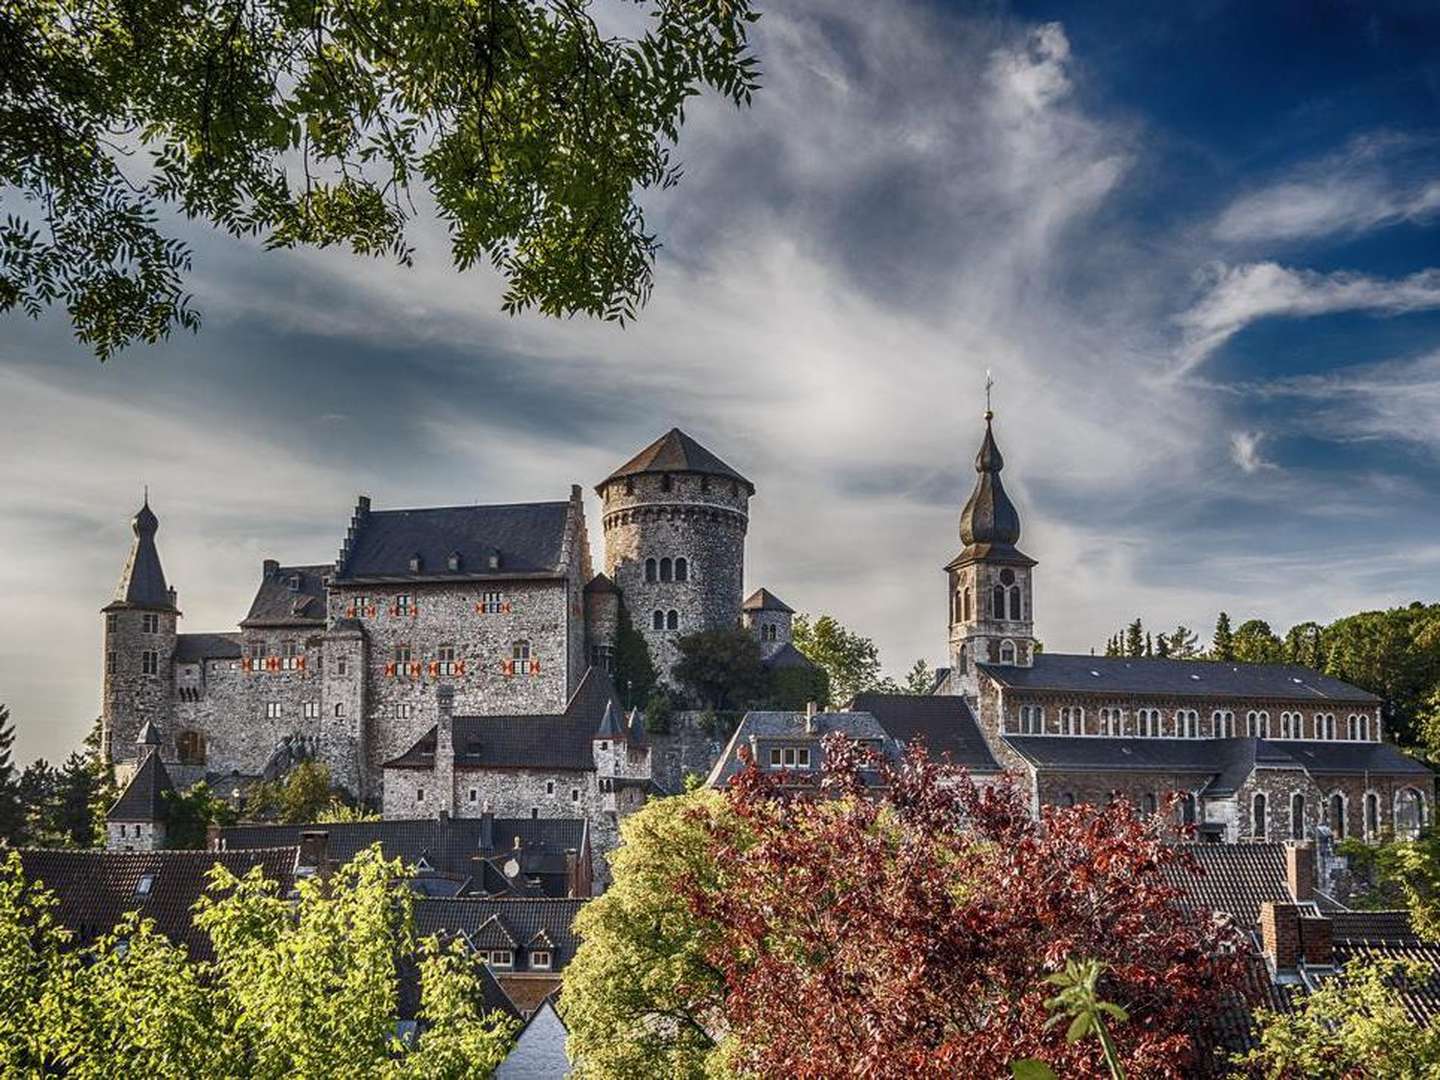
1167,625,1201,659
0,707,22,845
1156,633,1170,658
1124,620,1144,659
1144,632,1154,658
613,602,659,710
1212,613,1235,661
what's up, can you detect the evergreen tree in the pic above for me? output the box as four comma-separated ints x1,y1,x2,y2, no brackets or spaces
1167,625,1201,659
17,759,58,846
1124,619,1144,659
612,602,659,710
52,753,99,847
0,707,22,845
903,660,934,696
1144,632,1154,658
1212,613,1235,661
1155,633,1171,659
1104,635,1118,658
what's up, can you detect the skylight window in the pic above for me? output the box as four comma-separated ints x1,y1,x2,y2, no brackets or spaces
135,873,155,897
1190,674,1200,680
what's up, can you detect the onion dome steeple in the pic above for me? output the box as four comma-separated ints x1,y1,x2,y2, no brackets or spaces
954,409,1034,567
107,494,177,611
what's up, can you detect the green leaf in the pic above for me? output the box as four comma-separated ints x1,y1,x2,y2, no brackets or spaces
1011,1059,1060,1080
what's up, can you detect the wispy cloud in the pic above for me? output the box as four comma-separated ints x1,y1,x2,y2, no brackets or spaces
1229,430,1273,473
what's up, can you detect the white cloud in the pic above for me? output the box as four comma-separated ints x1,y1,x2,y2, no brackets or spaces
1228,430,1272,473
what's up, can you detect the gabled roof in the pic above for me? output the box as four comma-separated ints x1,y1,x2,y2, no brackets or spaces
470,914,519,950
384,667,622,773
17,847,299,962
599,428,753,493
980,653,1380,703
707,710,897,788
413,898,587,968
336,501,572,582
761,643,815,672
108,753,174,822
106,499,175,612
742,588,793,613
583,572,620,595
241,563,329,626
174,632,242,663
1163,843,1292,931
849,692,1001,773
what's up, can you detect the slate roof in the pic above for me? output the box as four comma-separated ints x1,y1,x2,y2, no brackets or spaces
742,588,793,613
18,846,299,962
849,692,1001,773
1163,843,1292,930
413,898,587,968
1327,910,1440,1026
583,572,620,595
599,428,754,493
980,653,1380,703
174,632,242,663
761,642,814,672
395,941,521,1023
385,667,620,773
707,710,897,788
215,816,588,898
1003,736,1429,790
241,563,329,626
107,500,175,611
952,415,1033,567
108,753,175,822
336,501,572,582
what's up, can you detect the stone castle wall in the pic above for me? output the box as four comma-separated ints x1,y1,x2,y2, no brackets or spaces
102,607,178,762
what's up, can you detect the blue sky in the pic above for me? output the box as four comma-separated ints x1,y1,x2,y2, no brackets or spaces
3,1,1440,764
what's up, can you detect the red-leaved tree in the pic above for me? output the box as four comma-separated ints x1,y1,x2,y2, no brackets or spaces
683,737,1251,1078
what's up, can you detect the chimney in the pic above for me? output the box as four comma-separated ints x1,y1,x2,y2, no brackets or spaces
206,823,222,851
298,830,331,879
167,586,178,610
480,803,494,851
565,850,579,897
1286,841,1315,902
1299,913,1334,967
436,683,455,718
263,558,279,577
436,807,450,823
805,701,819,734
1260,902,1301,971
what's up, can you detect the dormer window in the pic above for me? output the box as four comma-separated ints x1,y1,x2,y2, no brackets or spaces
447,551,462,572
409,554,422,573
489,950,513,969
488,548,502,570
531,949,552,970
287,574,301,592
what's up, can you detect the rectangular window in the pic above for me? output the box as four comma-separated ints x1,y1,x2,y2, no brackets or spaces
281,640,301,670
106,613,118,633
106,651,117,675
572,788,580,802
303,702,320,719
395,703,413,720
796,748,811,768
141,650,158,675
350,595,371,617
468,788,478,803
265,702,282,719
416,788,425,803
489,950,513,969
142,612,159,633
480,591,505,614
546,780,555,795
769,748,783,767
394,643,412,664
438,644,459,675
395,594,412,616
334,702,347,717
530,950,552,970
337,657,348,677
783,747,797,766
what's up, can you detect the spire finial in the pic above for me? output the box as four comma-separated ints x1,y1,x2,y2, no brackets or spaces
984,369,994,421
143,483,149,506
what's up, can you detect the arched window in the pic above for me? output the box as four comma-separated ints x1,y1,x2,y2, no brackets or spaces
1359,714,1371,741
177,730,205,765
1365,792,1380,840
666,609,679,631
761,623,778,642
1008,586,1022,621
1291,793,1305,840
1322,713,1335,740
1177,710,1198,738
1346,714,1358,740
993,584,1006,619
1138,708,1161,737
652,610,664,631
1142,793,1157,817
999,639,1016,664
659,557,672,583
1397,788,1425,840
1256,711,1270,739
645,558,657,583
1253,793,1268,840
958,644,968,674
963,588,972,622
1213,711,1234,739
1180,793,1197,825
675,557,688,582
1060,707,1084,735
1246,711,1257,737
1329,792,1346,839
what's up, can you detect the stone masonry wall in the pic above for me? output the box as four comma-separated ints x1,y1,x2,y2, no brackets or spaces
647,711,729,792
102,606,178,763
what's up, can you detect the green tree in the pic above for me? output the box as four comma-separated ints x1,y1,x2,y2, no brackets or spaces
903,659,934,695
1165,625,1201,660
612,602,659,711
1154,633,1170,659
18,758,59,846
1324,604,1440,746
1211,612,1235,661
1123,619,1144,659
3,0,761,359
766,663,831,711
1284,620,1326,668
1143,632,1153,658
562,789,737,1077
247,760,344,824
1232,619,1284,665
1238,956,1440,1076
163,782,237,849
791,614,896,705
0,707,22,844
671,627,769,712
53,752,103,847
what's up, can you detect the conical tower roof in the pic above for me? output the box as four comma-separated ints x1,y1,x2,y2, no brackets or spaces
107,497,175,611
595,701,626,741
952,412,1034,568
599,428,753,494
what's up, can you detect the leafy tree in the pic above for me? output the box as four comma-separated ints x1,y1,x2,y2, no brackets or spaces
246,760,344,824
1123,619,1144,659
1238,956,1440,1076
791,613,896,705
317,799,381,824
641,688,675,735
1014,959,1131,1080
3,0,762,358
0,707,22,844
1211,612,1235,661
612,602,659,711
163,781,237,849
671,627,769,712
1232,619,1284,665
765,663,830,711
1284,621,1326,669
2,846,516,1074
903,659,934,695
562,789,738,1078
1324,604,1440,746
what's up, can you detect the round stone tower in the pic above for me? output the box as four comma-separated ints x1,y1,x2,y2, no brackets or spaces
596,429,753,682
101,497,179,769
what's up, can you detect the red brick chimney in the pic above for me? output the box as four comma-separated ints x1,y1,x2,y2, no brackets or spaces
1300,913,1334,967
298,829,331,880
1286,840,1315,902
1260,902,1301,970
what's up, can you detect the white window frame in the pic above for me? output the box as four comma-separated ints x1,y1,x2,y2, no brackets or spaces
265,702,282,719
303,701,320,719
489,950,513,969
530,950,552,970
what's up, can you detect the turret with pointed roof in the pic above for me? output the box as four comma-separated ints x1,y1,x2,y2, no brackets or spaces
105,497,177,613
943,407,1037,698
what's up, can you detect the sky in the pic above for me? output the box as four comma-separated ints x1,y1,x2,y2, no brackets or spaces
4,1,1440,765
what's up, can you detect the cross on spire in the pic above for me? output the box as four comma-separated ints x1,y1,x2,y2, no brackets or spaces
984,369,994,420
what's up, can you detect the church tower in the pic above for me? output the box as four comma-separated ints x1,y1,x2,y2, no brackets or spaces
945,408,1036,700
101,498,179,768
